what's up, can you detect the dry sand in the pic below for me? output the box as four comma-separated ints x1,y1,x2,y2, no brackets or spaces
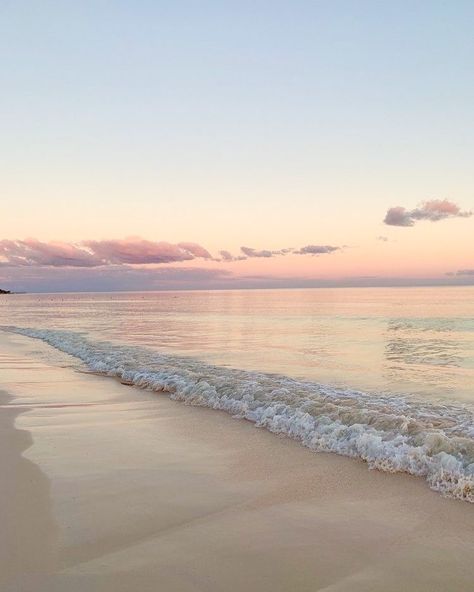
1,330,474,591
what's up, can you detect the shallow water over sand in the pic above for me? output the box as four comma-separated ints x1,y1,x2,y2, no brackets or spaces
2,331,474,592
2,286,474,502
1,287,473,402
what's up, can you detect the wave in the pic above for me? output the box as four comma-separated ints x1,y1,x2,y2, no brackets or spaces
5,326,474,502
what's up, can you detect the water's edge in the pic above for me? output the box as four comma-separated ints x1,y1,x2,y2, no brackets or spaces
4,326,474,503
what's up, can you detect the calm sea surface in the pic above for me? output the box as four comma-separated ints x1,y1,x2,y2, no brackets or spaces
1,287,473,404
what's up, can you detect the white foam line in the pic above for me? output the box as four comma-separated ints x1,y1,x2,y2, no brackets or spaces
5,326,474,502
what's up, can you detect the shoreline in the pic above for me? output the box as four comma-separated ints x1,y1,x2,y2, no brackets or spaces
1,330,474,591
7,325,474,503
0,390,58,591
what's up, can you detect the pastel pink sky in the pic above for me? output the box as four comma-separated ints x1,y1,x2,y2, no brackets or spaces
0,210,473,291
1,2,473,291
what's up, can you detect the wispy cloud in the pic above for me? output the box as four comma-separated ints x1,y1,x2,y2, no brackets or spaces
239,245,340,258
218,250,247,262
240,246,288,258
384,200,472,227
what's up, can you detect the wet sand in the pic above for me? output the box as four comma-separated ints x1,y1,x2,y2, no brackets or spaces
1,330,474,591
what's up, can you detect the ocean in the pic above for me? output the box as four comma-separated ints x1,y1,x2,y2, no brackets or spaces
1,286,473,500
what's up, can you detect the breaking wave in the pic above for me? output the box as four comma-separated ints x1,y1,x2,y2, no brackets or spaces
6,326,474,502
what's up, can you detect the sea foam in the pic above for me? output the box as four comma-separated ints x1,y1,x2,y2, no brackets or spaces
6,326,474,502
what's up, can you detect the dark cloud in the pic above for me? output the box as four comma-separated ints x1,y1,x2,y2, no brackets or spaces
295,245,340,255
451,269,474,276
384,200,472,227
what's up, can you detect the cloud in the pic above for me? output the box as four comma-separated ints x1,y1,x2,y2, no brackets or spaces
0,237,343,276
410,200,472,222
0,239,102,267
377,235,389,242
239,246,296,258
241,246,276,258
218,250,247,262
83,238,206,265
384,207,415,227
384,200,472,227
0,238,214,267
219,245,340,261
177,242,212,259
295,245,340,255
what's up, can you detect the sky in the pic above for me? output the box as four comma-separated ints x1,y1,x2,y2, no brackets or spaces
1,0,473,292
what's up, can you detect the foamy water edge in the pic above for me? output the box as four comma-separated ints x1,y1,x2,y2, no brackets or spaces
6,326,474,503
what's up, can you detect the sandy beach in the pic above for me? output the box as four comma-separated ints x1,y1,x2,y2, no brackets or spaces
1,329,474,591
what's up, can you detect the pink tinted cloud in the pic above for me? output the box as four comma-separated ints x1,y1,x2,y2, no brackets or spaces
83,238,201,265
177,242,212,258
0,239,101,267
384,200,472,226
0,238,214,267
0,237,344,270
